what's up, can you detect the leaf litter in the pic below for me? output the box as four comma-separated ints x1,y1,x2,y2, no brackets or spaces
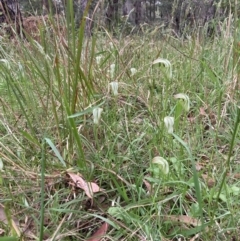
163,215,201,227
86,222,109,241
0,205,21,237
67,172,103,199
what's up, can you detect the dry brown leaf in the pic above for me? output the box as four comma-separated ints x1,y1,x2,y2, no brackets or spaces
195,162,204,171
187,112,196,123
0,207,7,224
188,116,196,123
198,154,210,162
143,178,152,193
199,107,207,116
0,228,5,236
164,215,201,227
86,222,109,241
0,206,21,237
67,172,103,199
233,173,240,179
189,233,200,241
209,112,217,126
202,174,215,188
227,173,240,179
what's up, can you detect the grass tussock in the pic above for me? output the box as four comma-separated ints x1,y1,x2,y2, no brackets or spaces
0,8,240,241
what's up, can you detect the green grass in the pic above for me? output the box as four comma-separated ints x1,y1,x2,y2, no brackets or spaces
0,8,240,241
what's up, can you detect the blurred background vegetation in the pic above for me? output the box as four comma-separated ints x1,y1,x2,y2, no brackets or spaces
0,0,238,40
14,0,239,37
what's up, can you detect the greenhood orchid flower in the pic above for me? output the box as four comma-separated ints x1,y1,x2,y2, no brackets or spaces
151,156,169,176
164,116,174,134
109,81,119,96
93,107,103,125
